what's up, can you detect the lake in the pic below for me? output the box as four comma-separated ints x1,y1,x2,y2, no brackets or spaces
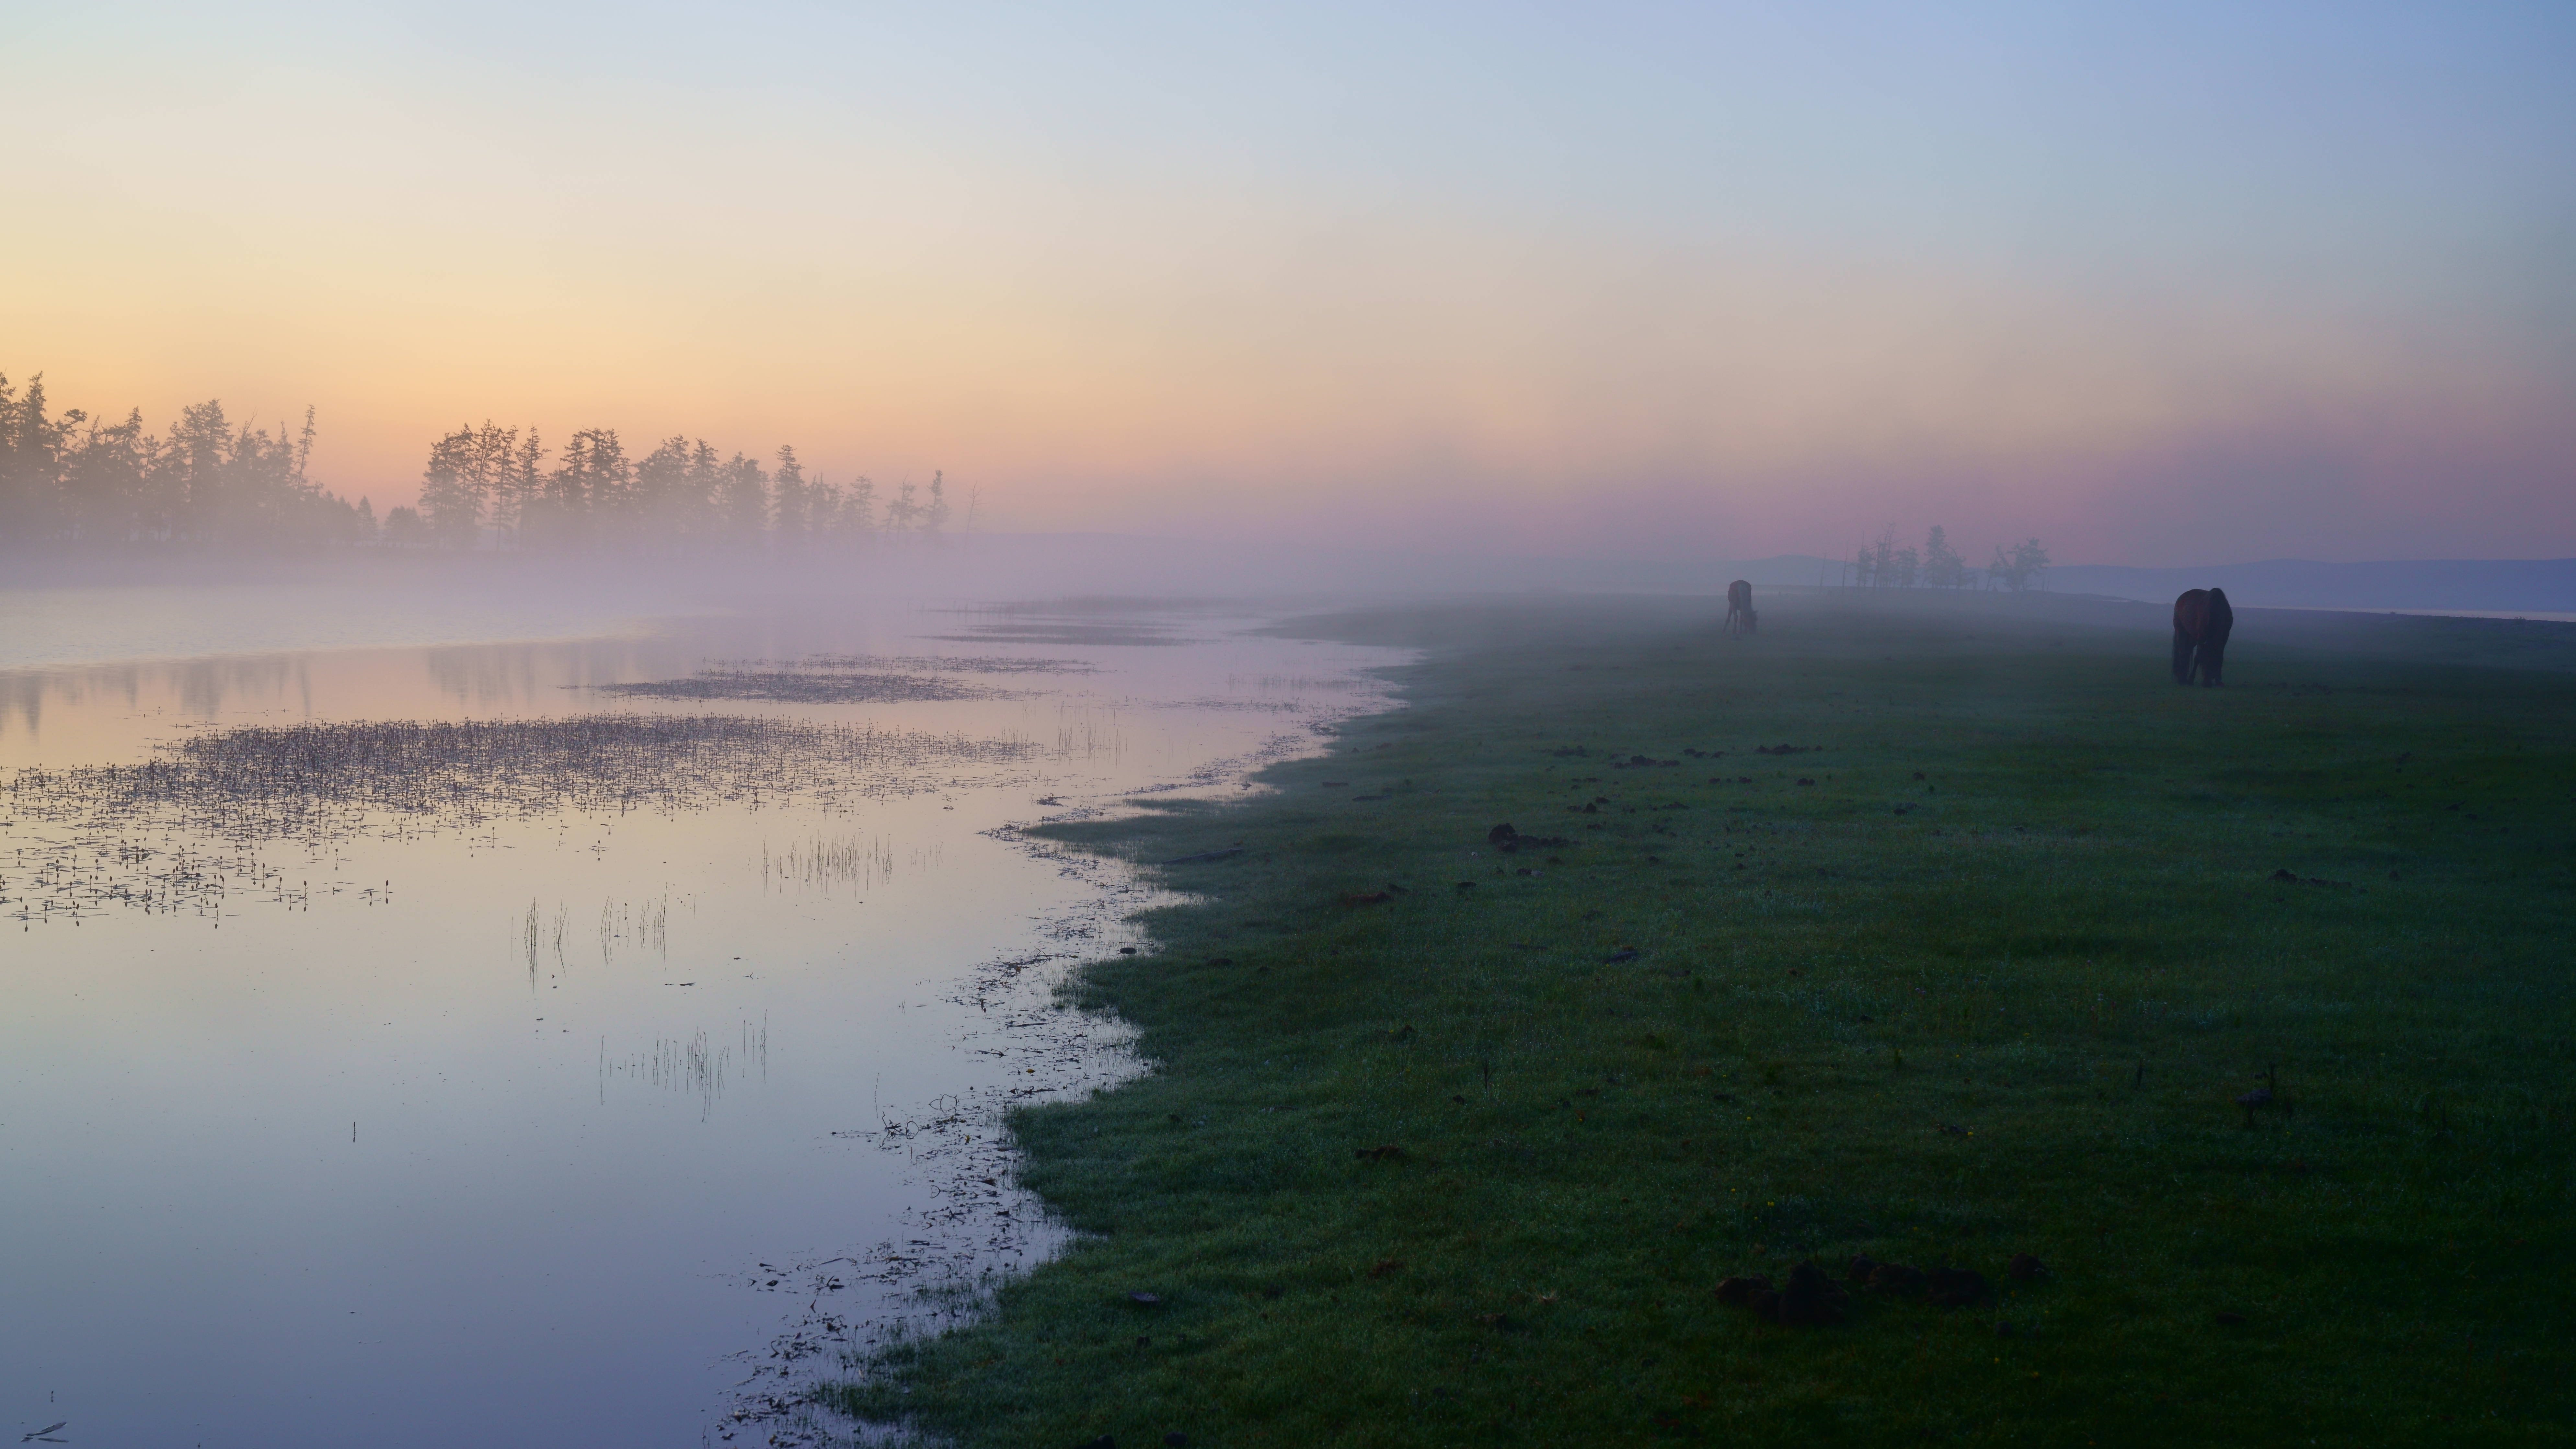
0,582,1400,1447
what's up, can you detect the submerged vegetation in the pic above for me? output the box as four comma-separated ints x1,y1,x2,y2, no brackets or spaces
8,715,1037,840
589,653,1108,703
2,714,1039,922
826,593,2576,1446
589,671,1000,704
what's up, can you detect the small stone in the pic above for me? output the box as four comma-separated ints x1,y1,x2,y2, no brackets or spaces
1867,1262,1926,1295
2008,1253,2049,1281
1926,1267,1989,1307
1774,1260,1846,1326
1714,1273,1773,1305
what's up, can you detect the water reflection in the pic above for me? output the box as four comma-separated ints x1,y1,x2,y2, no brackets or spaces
0,594,1402,1448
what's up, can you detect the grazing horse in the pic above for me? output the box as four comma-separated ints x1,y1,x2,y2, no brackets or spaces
1724,579,1757,635
2172,588,2234,685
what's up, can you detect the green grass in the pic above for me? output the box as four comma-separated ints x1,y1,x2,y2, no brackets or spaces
825,590,2576,1447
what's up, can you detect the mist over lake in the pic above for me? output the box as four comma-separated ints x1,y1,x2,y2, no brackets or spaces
1,588,1401,1445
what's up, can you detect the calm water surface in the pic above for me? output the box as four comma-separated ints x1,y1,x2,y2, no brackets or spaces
0,587,1399,1447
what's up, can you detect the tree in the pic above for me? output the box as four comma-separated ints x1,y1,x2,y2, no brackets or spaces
842,476,877,538
419,426,485,547
770,445,811,543
717,452,769,543
1923,525,1967,589
634,436,700,546
924,470,950,536
505,430,546,547
2,371,363,553
1989,537,2051,592
883,479,922,534
1861,525,1900,587
535,428,628,547
62,408,150,544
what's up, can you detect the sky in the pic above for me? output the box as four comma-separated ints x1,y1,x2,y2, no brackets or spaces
5,0,2572,565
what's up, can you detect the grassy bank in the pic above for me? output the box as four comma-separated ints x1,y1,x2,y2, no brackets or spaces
829,590,2576,1446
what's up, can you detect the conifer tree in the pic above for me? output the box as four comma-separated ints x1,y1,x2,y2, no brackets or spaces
771,445,811,542
924,470,949,536
718,452,769,543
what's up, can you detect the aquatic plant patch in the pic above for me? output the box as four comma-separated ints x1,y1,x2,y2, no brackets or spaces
6,714,1036,845
588,670,998,703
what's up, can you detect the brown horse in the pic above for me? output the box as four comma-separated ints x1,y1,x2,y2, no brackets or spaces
1724,579,1756,635
2172,588,2234,685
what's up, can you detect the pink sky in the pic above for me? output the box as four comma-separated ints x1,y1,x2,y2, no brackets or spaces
7,3,2570,565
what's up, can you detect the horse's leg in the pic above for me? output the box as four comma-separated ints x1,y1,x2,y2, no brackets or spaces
2202,640,2224,686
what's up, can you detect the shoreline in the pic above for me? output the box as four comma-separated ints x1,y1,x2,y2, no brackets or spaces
735,647,1407,1443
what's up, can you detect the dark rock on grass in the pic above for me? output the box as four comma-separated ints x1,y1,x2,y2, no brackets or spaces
1355,1144,1407,1162
1075,1437,1115,1449
1487,822,1571,851
1165,1435,1190,1448
1926,1267,1990,1308
2008,1253,2049,1281
1866,1262,1926,1295
1774,1261,1847,1326
1340,891,1393,906
2216,1311,2248,1326
1846,1254,1880,1285
1713,1273,1772,1305
1603,948,1641,964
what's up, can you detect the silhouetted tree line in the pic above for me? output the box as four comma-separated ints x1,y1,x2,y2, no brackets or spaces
0,371,956,558
408,421,949,553
1850,525,2048,592
0,373,372,550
